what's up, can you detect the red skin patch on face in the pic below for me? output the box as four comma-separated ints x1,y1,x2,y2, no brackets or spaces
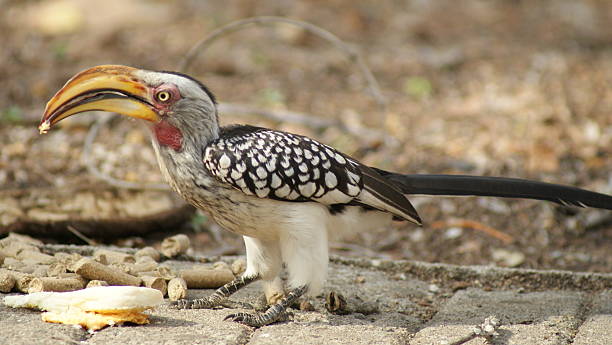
153,120,183,151
150,83,183,151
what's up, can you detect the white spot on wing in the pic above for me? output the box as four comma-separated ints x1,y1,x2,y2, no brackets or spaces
325,172,338,188
255,187,269,198
347,183,360,196
256,167,267,179
334,154,346,164
298,163,308,173
254,179,267,189
288,189,300,199
266,156,277,172
312,168,320,179
219,154,231,169
299,182,316,197
231,169,242,180
275,184,290,198
271,173,282,188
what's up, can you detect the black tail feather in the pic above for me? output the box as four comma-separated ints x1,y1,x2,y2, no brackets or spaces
374,170,612,210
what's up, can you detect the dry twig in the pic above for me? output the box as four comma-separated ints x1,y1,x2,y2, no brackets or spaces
66,225,97,246
430,219,514,244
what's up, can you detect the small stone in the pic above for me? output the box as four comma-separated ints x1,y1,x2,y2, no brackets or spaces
491,249,525,267
299,300,314,311
444,227,463,239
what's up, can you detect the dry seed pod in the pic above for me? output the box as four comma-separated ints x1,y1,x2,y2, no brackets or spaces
94,253,108,265
28,276,87,293
56,253,83,271
160,234,190,257
231,258,246,276
141,276,167,297
135,247,161,262
31,265,49,277
155,266,176,281
93,249,135,264
2,242,39,258
16,250,54,265
109,263,132,274
47,263,68,276
180,268,234,289
2,257,26,271
212,261,231,271
86,280,109,288
73,258,142,286
130,256,158,274
0,233,43,248
0,269,32,293
13,271,34,293
167,278,187,301
0,269,15,293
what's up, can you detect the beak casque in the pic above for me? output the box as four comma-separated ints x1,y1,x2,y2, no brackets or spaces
39,65,160,134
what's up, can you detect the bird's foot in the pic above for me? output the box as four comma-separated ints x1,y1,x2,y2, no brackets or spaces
172,297,220,309
224,309,291,328
225,285,307,327
172,275,260,310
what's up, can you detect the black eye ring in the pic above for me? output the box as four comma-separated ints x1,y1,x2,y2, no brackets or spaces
156,91,171,102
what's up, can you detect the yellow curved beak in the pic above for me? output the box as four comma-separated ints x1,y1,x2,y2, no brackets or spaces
39,65,160,134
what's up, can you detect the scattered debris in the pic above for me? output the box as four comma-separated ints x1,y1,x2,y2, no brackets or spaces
161,234,191,258
325,291,348,314
180,267,234,289
447,316,501,345
167,277,188,301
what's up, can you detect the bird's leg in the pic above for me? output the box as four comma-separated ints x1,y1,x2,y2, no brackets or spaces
224,285,307,327
172,274,259,309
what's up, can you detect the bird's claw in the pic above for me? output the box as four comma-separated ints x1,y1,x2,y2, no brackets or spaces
224,312,262,327
224,310,292,327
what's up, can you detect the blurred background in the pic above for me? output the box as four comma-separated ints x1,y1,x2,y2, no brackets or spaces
1,0,610,272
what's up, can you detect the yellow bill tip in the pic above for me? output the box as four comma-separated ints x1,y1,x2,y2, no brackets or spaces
39,121,51,134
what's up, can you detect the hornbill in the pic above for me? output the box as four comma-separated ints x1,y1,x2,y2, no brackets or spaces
40,65,612,327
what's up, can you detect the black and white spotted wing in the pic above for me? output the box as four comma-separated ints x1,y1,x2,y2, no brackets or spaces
203,125,421,224
203,125,362,206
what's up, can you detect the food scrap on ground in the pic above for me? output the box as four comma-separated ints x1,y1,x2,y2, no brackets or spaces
3,286,163,331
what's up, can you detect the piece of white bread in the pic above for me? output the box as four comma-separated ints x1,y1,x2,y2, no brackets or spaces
4,286,163,330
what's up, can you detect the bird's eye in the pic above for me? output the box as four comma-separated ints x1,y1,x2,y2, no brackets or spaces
155,91,172,103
